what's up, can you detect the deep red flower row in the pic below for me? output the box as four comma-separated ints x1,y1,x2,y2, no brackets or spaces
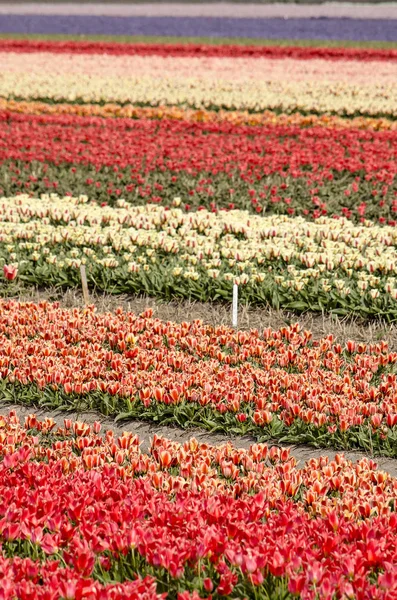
3,112,394,176
1,38,396,62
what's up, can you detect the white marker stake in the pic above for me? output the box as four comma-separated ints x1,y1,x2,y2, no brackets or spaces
232,283,238,328
80,264,90,305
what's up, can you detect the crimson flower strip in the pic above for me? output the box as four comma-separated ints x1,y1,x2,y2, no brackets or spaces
5,113,394,175
0,411,397,598
1,112,396,224
0,38,396,62
1,301,397,455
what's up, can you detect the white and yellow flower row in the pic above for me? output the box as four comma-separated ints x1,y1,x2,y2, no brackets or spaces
3,53,396,86
0,53,395,117
2,194,397,314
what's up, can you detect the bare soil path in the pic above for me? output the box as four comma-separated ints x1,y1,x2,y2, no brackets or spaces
1,2,396,19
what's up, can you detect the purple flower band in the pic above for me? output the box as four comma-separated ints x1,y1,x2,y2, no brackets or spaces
0,15,395,42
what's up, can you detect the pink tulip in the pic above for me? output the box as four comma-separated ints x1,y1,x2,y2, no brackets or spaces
3,264,17,281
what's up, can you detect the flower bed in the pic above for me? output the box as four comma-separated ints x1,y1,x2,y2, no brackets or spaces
1,51,396,117
0,410,395,598
1,31,397,596
2,194,397,317
1,98,396,130
0,113,396,224
1,39,397,61
0,300,397,454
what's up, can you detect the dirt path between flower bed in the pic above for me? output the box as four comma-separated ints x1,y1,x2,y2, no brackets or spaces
1,2,397,19
8,284,397,350
2,402,397,476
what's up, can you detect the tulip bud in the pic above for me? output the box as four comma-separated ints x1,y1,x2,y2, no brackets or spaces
203,578,213,592
386,414,397,427
115,451,124,465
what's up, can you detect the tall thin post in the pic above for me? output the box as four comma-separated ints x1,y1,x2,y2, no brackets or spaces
232,283,238,328
80,264,90,305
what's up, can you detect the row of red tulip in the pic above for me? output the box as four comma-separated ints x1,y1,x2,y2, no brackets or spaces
1,300,397,454
3,112,393,177
1,38,395,61
0,410,397,599
1,111,395,223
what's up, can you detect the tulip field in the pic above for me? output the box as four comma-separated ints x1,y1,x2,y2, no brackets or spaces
0,2,397,598
0,38,396,317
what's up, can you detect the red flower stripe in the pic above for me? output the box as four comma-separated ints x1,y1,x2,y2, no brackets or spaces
0,38,396,62
0,410,396,598
1,110,395,222
1,112,394,177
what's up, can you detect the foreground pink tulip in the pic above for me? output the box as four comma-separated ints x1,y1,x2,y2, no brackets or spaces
3,264,17,281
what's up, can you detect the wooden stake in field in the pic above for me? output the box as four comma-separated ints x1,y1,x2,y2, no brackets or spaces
232,283,238,328
80,264,90,305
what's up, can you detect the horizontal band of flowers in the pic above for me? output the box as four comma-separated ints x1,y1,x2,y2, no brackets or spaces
0,411,396,598
1,55,395,117
2,97,395,131
1,411,393,517
1,38,396,62
4,53,396,87
2,194,397,317
1,300,397,455
1,112,396,226
1,13,396,43
3,112,394,176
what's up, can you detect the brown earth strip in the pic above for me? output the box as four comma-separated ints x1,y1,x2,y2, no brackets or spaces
1,2,397,19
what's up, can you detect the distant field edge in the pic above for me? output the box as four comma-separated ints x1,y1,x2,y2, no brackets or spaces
8,0,397,4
